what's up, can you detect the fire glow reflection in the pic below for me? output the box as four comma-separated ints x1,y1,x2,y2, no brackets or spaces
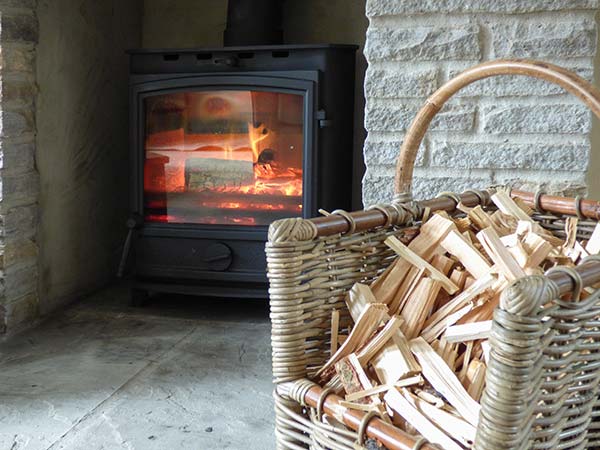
143,90,304,225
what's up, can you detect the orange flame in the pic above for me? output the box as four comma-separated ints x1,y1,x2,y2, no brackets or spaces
144,127,303,225
248,122,270,163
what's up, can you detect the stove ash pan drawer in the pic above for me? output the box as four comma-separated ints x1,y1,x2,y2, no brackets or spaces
134,235,267,281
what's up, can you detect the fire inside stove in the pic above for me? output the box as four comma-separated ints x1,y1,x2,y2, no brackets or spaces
143,90,304,225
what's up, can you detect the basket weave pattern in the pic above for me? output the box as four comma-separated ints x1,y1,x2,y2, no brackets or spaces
267,60,600,450
268,206,600,450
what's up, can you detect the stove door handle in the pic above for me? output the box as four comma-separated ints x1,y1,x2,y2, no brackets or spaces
117,215,143,278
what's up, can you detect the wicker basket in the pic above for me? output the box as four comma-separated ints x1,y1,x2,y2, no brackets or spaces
266,59,600,450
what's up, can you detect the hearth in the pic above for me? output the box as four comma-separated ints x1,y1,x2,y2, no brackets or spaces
124,44,357,301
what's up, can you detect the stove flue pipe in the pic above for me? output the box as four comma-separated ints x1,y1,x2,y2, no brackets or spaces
223,0,283,46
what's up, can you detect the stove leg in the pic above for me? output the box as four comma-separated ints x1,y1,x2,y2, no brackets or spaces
130,288,149,307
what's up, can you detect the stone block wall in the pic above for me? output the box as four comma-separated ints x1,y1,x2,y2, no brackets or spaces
0,0,142,334
362,0,599,205
0,0,40,332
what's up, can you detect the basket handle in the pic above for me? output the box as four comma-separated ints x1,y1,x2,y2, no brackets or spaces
395,59,600,201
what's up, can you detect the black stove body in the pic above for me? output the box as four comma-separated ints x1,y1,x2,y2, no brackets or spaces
127,45,357,299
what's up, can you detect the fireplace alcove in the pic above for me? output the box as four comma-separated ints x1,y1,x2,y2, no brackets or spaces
125,45,357,300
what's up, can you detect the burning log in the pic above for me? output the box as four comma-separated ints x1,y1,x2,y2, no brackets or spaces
185,157,255,191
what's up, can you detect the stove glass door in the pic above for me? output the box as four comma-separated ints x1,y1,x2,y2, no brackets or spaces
143,89,304,226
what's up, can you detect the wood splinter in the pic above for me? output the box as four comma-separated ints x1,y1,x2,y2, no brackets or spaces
385,235,459,295
444,321,492,343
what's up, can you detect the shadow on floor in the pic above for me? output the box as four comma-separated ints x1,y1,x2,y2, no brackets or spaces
71,281,270,323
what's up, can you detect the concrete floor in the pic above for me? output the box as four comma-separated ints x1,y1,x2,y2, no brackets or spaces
0,284,275,450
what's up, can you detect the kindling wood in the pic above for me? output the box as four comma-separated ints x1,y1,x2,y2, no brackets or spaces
477,227,526,281
268,59,600,450
371,331,421,384
587,223,600,254
410,337,481,427
303,190,599,447
345,375,423,402
384,237,453,288
444,321,492,343
330,309,340,355
441,230,491,279
385,388,464,450
316,303,389,380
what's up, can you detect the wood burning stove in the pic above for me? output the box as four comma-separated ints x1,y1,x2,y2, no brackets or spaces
124,45,357,301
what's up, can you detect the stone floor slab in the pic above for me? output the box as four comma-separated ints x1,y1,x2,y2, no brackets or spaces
0,285,274,450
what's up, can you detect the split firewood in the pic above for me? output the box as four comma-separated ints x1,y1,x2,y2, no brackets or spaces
444,321,492,343
385,389,464,450
431,338,457,369
450,268,469,291
371,331,421,384
316,303,389,380
477,227,526,281
422,273,497,339
401,279,442,340
506,240,529,268
345,375,424,402
467,205,494,231
370,258,403,306
425,308,468,345
406,392,477,447
575,241,590,260
462,230,476,245
338,400,380,412
491,190,532,222
356,316,403,365
457,293,500,324
312,195,588,448
458,341,474,381
372,215,457,308
481,340,490,364
489,210,518,235
330,309,340,355
562,217,580,261
385,235,459,295
410,337,481,427
392,268,426,314
523,232,553,268
346,283,377,322
441,230,492,278
345,376,424,403
563,217,578,251
436,267,468,309
414,388,445,408
386,215,458,313
464,359,486,402
587,223,600,254
454,216,472,233
336,356,370,403
463,276,476,289
336,353,379,405
513,197,534,216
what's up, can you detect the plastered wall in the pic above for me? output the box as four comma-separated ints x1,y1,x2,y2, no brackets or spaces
36,0,143,313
